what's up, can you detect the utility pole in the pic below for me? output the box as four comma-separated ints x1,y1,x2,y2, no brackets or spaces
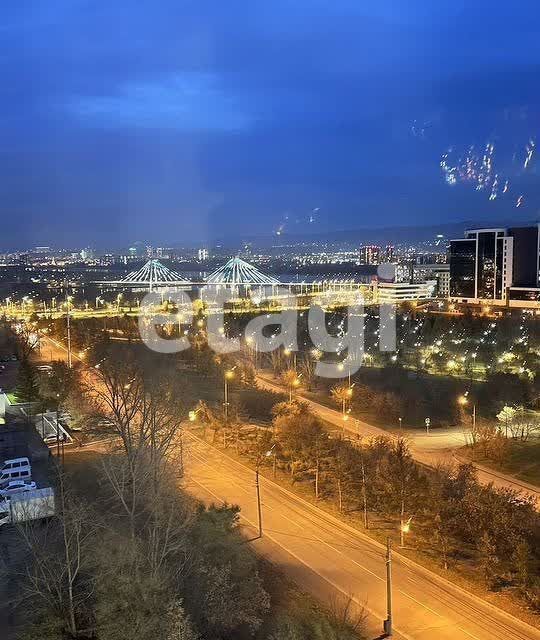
255,467,263,538
65,281,72,369
224,368,236,423
224,375,228,422
56,396,62,467
178,431,184,478
384,537,393,636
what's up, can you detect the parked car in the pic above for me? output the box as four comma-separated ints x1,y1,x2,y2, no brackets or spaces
0,457,32,485
0,457,31,474
0,480,37,498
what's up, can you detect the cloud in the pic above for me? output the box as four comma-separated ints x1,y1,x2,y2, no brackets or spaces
66,72,254,132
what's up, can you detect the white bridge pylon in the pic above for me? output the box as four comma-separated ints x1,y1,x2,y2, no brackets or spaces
205,256,280,286
100,259,192,291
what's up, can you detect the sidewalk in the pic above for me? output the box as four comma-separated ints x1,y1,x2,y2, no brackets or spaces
256,372,540,505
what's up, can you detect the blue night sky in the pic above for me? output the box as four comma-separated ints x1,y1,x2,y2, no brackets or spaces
2,1,540,248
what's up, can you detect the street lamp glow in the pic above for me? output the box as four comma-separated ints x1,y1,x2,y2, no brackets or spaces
401,519,411,535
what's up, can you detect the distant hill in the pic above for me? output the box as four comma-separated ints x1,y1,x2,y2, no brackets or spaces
208,218,538,249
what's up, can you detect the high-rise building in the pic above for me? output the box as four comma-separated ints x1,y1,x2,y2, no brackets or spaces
80,247,94,261
359,245,380,265
449,225,540,306
197,248,209,261
384,245,395,262
156,247,173,259
450,228,513,302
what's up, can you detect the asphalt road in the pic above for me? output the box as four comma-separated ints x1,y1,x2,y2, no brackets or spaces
33,333,540,638
183,430,540,640
37,331,540,503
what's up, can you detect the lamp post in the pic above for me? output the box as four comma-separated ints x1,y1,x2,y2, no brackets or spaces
224,367,236,422
383,537,393,637
346,382,355,416
65,292,72,369
289,373,302,402
255,463,263,539
458,393,476,431
266,443,277,478
400,515,412,548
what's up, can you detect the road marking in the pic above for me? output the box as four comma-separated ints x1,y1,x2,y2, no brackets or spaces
185,430,540,640
187,474,414,640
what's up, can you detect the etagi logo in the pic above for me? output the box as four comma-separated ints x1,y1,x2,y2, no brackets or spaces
138,265,396,379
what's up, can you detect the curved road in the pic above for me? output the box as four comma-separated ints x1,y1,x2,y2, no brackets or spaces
256,374,540,505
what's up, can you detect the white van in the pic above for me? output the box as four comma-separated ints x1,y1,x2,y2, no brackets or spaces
0,458,32,486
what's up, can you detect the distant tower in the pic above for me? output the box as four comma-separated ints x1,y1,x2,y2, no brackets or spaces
359,245,381,265
384,245,395,262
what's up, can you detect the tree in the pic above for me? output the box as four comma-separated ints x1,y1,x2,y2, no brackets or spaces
330,384,351,418
478,532,501,589
496,405,516,438
299,352,317,391
89,359,184,538
281,368,301,401
512,538,531,589
17,472,96,638
164,601,200,640
15,356,40,402
39,361,80,408
186,504,270,636
329,440,356,513
383,438,423,546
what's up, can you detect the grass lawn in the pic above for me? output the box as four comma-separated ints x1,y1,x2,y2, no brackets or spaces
464,439,540,487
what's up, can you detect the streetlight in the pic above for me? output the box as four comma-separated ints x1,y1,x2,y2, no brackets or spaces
458,393,476,431
252,443,279,538
400,515,412,548
383,537,393,637
65,290,73,369
265,443,277,478
224,367,237,422
289,373,302,402
345,382,356,418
